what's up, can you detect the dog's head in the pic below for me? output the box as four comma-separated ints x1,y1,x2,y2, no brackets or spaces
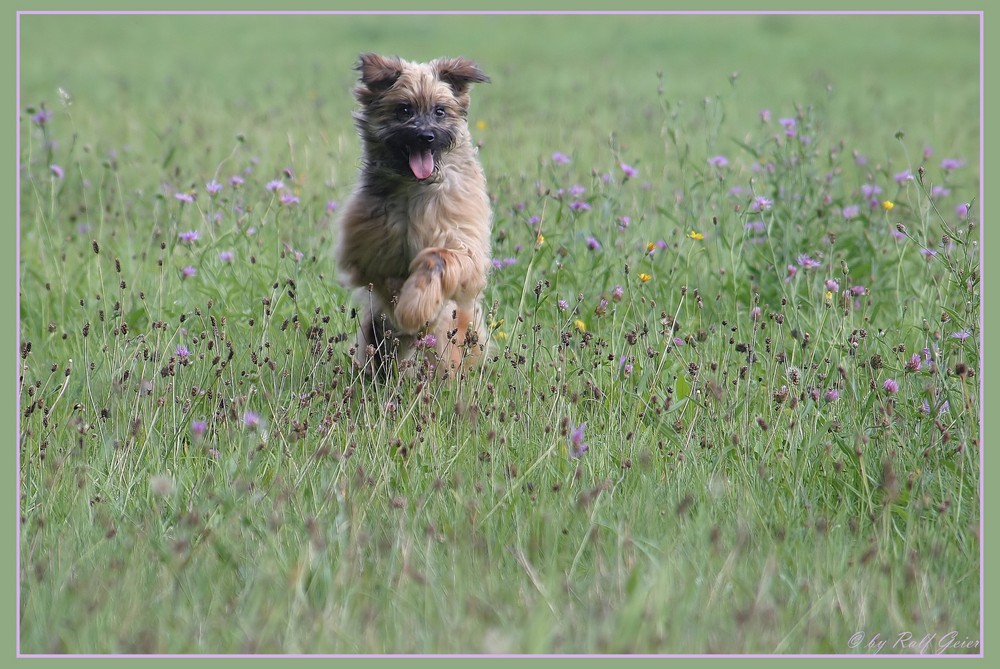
352,53,489,181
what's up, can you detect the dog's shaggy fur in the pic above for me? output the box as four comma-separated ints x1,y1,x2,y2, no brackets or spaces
335,53,492,377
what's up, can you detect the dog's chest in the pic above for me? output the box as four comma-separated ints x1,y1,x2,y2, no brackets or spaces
380,190,445,269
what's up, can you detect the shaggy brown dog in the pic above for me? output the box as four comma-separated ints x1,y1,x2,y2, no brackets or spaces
336,53,492,378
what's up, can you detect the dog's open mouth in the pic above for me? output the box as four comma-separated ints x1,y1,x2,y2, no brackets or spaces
407,148,435,180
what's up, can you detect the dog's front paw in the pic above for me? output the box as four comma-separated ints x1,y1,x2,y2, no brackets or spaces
394,273,444,333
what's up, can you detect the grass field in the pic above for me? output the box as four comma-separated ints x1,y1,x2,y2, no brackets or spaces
17,13,981,655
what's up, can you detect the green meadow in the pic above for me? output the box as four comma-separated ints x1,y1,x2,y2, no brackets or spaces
18,13,980,654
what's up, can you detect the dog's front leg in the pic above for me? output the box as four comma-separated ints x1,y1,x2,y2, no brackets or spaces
394,247,485,333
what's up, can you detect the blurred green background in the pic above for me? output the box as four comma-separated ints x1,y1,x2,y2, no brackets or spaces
20,13,980,189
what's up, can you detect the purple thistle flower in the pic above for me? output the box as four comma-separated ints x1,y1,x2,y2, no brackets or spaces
797,254,821,269
785,264,798,281
174,192,195,204
191,420,207,439
617,215,631,231
708,155,729,167
905,354,922,373
279,192,300,206
326,200,339,212
557,299,569,311
850,285,866,296
744,221,766,233
551,151,571,165
218,251,234,263
570,201,592,212
243,411,261,429
940,158,965,171
894,169,914,184
491,257,516,269
672,337,685,347
750,306,762,321
824,388,840,403
415,334,438,350
568,184,586,197
759,109,771,123
778,117,797,136
181,265,196,279
951,329,971,341
229,175,245,187
178,230,199,243
266,179,284,192
955,203,970,219
620,162,638,179
750,195,773,212
860,184,882,198
842,205,860,220
32,108,53,125
882,378,899,394
568,423,588,458
611,285,624,301
825,279,840,293
528,215,541,226
930,185,950,199
175,345,190,359
585,235,601,250
49,164,64,179
206,180,223,195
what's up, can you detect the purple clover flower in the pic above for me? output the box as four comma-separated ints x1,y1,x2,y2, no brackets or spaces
206,180,223,195
175,345,190,359
181,265,197,279
708,155,729,167
174,192,195,204
882,378,899,394
824,388,840,403
178,230,199,243
585,235,601,250
218,251,234,263
825,279,840,293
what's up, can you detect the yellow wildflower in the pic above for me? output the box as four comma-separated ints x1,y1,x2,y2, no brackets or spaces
882,200,895,211
536,233,545,246
646,241,656,253
574,319,586,332
476,119,488,131
688,230,704,241
638,273,652,283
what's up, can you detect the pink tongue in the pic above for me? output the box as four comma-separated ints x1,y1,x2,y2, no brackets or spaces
409,149,434,180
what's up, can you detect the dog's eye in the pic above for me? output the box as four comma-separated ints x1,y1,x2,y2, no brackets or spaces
396,104,414,119
433,106,447,118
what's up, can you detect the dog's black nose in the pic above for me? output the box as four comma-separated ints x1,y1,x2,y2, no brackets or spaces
418,131,435,145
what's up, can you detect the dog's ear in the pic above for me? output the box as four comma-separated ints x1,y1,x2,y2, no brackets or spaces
432,57,490,95
355,53,404,102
